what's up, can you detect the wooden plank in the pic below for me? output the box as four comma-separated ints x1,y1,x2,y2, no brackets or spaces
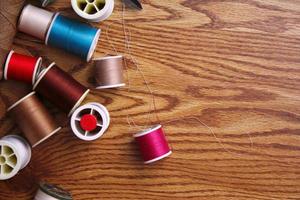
0,0,300,199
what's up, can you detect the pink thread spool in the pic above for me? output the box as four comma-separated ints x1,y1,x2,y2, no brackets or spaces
133,125,172,164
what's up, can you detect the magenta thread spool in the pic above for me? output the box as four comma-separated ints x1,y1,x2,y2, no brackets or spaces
133,125,172,164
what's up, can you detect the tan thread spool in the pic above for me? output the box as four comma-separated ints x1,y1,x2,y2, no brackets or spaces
94,55,125,89
0,0,25,79
7,92,61,147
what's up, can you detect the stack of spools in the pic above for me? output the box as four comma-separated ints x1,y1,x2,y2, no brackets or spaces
0,1,172,195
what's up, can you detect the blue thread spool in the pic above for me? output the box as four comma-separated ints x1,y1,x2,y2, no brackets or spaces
46,14,100,61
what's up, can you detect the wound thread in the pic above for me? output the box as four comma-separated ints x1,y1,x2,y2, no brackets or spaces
7,92,61,147
33,62,90,116
133,125,172,164
4,50,42,85
94,55,125,89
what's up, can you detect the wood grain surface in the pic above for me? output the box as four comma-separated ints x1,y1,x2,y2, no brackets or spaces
1,0,300,199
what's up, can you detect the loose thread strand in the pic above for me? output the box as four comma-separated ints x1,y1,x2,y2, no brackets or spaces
164,116,254,156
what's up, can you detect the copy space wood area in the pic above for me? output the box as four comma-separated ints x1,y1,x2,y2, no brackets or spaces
0,0,300,199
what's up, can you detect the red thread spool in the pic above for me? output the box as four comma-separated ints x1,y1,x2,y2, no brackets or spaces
4,50,42,84
133,125,172,164
33,62,89,116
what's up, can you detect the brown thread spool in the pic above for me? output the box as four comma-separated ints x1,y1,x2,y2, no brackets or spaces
0,0,25,79
33,62,90,116
94,55,125,89
7,92,61,147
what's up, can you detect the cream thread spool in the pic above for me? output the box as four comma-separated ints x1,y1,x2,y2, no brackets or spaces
18,4,55,41
70,102,110,141
0,135,31,180
94,55,125,89
71,0,114,22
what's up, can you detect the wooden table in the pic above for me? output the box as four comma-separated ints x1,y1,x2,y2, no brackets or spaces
1,0,300,199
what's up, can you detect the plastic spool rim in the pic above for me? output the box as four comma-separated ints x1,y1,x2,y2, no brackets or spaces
96,83,126,89
144,151,172,164
70,102,110,141
133,124,162,138
45,13,59,45
35,182,72,200
0,135,31,180
3,50,14,80
3,135,31,168
33,62,55,90
68,89,90,117
32,57,43,85
93,55,122,61
42,0,52,7
7,91,36,112
17,4,29,29
32,127,62,148
71,0,114,22
87,28,101,62
34,189,58,200
0,140,21,180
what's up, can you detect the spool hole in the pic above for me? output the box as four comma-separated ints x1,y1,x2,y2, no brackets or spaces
3,145,13,156
3,164,13,174
95,0,105,10
77,0,87,11
0,156,5,165
87,0,95,2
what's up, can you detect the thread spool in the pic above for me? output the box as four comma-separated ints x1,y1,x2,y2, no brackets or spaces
71,0,114,22
0,135,31,180
4,50,42,85
7,92,61,148
46,13,100,61
35,182,73,200
17,4,100,61
33,62,90,116
18,4,55,41
133,125,172,164
0,0,25,79
70,102,110,141
94,55,125,89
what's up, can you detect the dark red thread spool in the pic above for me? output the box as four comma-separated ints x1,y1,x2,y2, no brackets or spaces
33,62,89,116
4,50,42,84
133,125,172,164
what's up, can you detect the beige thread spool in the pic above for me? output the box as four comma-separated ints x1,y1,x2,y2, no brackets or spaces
7,92,61,147
18,4,55,41
94,55,125,89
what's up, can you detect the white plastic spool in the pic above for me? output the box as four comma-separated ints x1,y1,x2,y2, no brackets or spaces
70,102,110,141
0,135,31,180
35,182,72,200
71,0,114,22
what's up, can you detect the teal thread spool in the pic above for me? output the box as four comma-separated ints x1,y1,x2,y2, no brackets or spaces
46,14,101,61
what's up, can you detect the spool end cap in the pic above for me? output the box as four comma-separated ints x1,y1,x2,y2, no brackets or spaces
80,114,97,131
